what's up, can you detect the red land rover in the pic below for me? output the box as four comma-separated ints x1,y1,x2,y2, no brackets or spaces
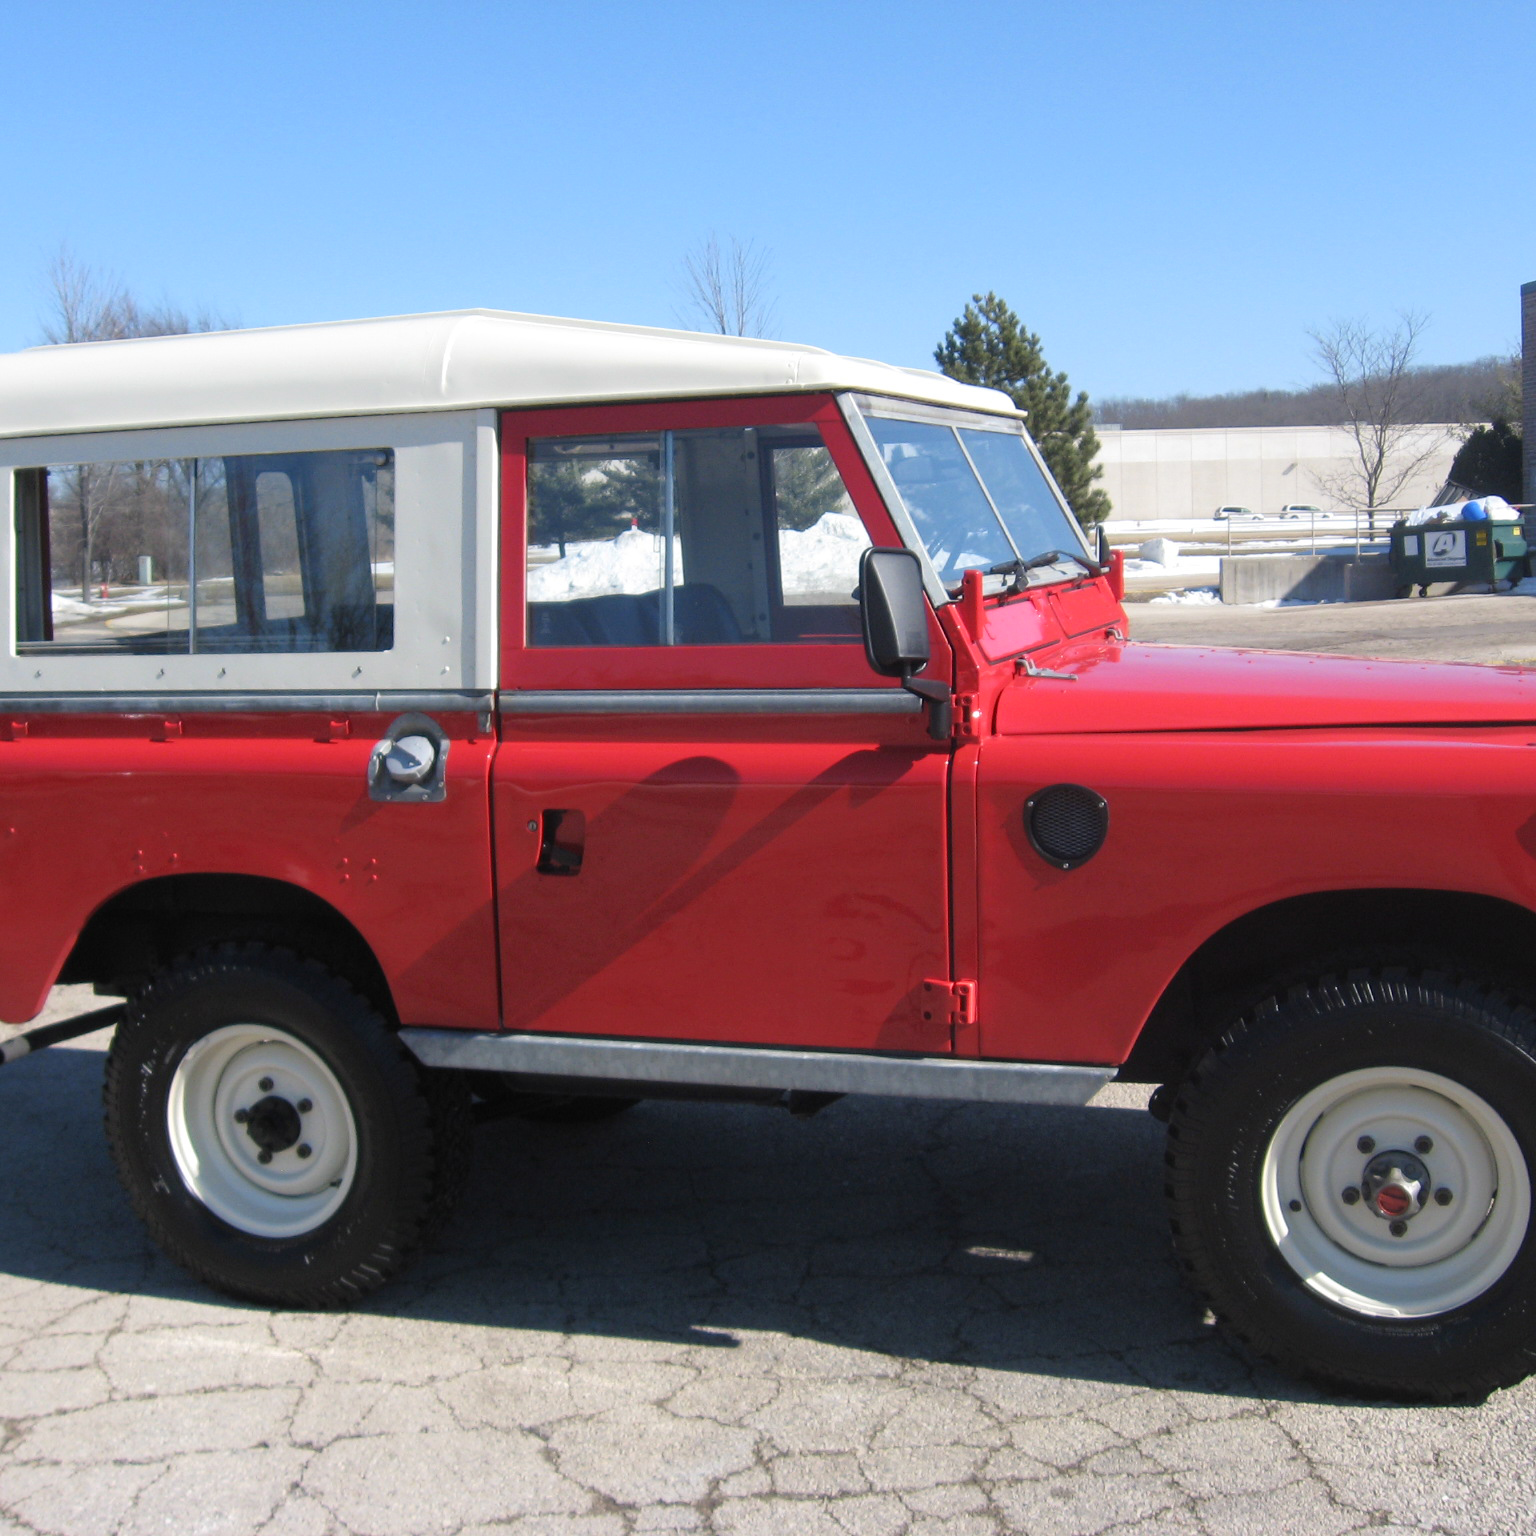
2,310,1534,1401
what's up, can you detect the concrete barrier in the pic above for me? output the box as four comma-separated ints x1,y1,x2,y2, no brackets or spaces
1219,552,1397,605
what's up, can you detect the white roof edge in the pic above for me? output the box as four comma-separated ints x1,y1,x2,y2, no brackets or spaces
0,308,1018,441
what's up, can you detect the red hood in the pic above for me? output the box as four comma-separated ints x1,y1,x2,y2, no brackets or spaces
995,641,1536,735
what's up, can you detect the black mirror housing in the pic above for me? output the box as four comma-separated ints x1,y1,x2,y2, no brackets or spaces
859,548,931,678
858,547,952,741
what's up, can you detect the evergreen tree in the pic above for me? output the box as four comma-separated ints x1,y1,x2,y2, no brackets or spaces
1449,418,1523,503
935,292,1111,525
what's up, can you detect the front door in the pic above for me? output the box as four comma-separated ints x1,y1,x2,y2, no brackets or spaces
492,394,954,1053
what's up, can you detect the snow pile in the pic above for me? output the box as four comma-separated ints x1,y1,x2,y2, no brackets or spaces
528,527,675,601
778,513,867,595
527,513,869,602
1137,537,1180,566
1148,586,1221,605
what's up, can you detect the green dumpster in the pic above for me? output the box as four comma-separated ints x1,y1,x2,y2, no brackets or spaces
1389,518,1529,595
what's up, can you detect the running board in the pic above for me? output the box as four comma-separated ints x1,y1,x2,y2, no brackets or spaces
398,1029,1113,1106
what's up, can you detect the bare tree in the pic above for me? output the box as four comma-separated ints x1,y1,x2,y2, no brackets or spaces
678,235,777,337
1309,310,1452,510
39,248,227,599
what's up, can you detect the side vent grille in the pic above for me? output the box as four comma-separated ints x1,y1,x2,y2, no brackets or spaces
1025,784,1109,871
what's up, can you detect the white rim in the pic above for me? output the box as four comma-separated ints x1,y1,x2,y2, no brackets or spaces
1261,1066,1531,1318
167,1024,358,1238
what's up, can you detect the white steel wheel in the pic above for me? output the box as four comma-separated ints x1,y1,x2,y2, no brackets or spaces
167,1022,358,1238
1261,1065,1530,1318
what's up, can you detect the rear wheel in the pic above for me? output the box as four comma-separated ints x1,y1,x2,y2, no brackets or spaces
105,945,470,1306
1166,970,1536,1400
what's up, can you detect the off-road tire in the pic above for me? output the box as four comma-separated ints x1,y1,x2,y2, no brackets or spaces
104,944,471,1307
1166,968,1536,1401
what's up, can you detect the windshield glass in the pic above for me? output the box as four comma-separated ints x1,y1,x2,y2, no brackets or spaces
859,409,1087,589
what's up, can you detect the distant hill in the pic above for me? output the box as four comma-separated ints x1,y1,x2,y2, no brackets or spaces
1097,357,1514,430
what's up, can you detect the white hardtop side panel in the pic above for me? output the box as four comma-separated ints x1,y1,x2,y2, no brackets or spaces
0,310,1015,439
0,410,493,696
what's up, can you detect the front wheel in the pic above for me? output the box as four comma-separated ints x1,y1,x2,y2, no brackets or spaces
1166,970,1536,1400
105,945,470,1307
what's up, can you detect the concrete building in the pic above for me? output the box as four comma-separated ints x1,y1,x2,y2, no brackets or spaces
1522,280,1534,503
1093,422,1460,521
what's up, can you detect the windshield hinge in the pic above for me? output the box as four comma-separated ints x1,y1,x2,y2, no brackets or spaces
921,978,978,1028
1015,655,1078,682
954,692,983,738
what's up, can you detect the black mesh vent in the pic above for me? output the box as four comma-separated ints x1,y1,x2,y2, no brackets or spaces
1025,784,1108,870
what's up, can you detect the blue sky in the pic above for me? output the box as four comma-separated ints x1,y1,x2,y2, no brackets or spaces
1,1,1529,400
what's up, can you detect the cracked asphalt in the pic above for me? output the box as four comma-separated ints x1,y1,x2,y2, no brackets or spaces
3,987,1536,1536
8,600,1536,1536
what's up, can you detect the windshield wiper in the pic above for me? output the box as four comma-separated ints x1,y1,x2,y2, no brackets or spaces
986,548,1104,588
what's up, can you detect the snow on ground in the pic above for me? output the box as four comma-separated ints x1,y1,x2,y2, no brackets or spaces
528,513,869,602
1147,587,1221,605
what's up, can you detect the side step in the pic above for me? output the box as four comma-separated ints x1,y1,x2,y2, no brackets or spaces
398,1029,1113,1106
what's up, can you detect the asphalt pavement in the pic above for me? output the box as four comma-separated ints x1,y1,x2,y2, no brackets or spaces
5,598,1536,1536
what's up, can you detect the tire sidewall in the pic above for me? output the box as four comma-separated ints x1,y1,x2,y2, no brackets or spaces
1175,984,1536,1395
108,952,433,1304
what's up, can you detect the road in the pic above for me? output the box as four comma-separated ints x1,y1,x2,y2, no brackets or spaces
1130,589,1536,665
5,601,1536,1535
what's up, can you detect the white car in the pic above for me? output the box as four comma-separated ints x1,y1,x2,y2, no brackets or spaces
1279,503,1321,519
1212,505,1257,521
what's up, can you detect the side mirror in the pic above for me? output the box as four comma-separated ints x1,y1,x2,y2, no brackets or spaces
858,547,952,741
859,547,930,676
1096,524,1111,566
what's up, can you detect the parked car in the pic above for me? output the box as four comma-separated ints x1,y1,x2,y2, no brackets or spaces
1,310,1535,1402
1212,505,1256,520
1279,503,1322,519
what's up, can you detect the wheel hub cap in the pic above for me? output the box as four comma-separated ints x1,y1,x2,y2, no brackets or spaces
243,1094,303,1155
1362,1150,1429,1221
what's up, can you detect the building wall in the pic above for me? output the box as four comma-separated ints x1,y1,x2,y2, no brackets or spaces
1093,422,1461,521
1522,281,1535,504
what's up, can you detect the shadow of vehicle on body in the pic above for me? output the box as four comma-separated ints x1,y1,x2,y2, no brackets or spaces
0,1038,1340,1404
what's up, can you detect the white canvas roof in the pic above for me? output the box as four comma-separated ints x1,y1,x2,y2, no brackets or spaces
0,309,1018,440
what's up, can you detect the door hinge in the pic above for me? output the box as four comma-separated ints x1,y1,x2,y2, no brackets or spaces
954,693,983,739
921,978,978,1027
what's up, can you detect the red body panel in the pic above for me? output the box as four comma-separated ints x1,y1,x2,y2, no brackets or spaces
0,715,499,1028
996,639,1536,735
976,717,1536,1063
493,714,952,1050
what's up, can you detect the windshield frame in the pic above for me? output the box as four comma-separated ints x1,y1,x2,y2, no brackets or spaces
839,393,1092,607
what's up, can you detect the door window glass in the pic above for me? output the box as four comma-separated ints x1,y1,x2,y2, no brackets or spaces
526,424,868,646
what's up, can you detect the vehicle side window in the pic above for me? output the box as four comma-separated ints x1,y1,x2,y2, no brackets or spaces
14,449,394,654
525,424,868,647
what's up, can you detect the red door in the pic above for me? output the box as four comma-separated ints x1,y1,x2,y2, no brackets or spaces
492,395,954,1053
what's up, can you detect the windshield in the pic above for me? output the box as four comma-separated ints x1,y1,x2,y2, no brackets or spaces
858,407,1088,589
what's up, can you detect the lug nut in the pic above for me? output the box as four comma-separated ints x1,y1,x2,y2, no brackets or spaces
234,1108,249,1124
1357,1135,1375,1153
259,1077,273,1092
257,1150,273,1165
297,1098,313,1114
1288,1199,1302,1212
1436,1187,1454,1206
1342,1187,1361,1205
1415,1136,1434,1154
297,1143,312,1159
1390,1220,1408,1237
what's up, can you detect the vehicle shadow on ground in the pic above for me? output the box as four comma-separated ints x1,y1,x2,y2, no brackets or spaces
0,1042,1336,1405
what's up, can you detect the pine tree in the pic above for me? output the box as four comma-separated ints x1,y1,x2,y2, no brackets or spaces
935,292,1111,525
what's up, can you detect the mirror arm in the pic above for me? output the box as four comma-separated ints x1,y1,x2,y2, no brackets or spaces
901,672,953,741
